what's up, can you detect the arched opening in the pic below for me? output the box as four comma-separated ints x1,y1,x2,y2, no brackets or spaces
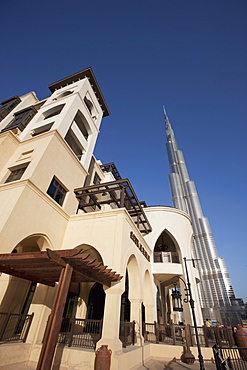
63,282,80,319
73,110,92,140
64,110,91,160
83,93,98,120
75,244,103,262
56,90,73,99
0,235,51,314
156,287,163,324
86,283,105,320
67,244,104,320
141,302,145,336
120,271,130,322
153,230,180,263
43,104,65,120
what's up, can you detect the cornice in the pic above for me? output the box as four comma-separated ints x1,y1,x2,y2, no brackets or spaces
0,130,21,144
144,205,192,224
70,208,152,253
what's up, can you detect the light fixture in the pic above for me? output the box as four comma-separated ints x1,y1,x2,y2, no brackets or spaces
171,283,183,312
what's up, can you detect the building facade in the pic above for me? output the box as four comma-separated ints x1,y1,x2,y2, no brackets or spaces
164,109,241,325
0,69,203,369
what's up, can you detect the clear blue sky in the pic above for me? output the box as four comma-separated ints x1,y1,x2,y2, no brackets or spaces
1,1,246,301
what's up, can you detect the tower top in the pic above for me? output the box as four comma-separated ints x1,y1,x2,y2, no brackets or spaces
48,67,110,117
163,106,174,141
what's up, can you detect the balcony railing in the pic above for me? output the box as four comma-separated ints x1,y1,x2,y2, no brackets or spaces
0,312,34,343
58,318,102,349
119,321,135,348
143,322,236,348
213,344,247,370
153,251,180,263
58,318,136,349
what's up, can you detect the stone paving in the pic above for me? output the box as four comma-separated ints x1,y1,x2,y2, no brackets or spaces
0,359,216,370
137,358,216,370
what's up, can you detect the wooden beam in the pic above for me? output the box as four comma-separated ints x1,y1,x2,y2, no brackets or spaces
0,265,55,286
47,249,66,267
36,263,73,370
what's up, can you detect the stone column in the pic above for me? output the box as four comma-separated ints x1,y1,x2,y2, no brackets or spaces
144,303,155,323
96,284,124,353
130,298,143,346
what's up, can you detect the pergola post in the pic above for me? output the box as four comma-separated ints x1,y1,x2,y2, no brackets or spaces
0,248,122,369
36,263,73,370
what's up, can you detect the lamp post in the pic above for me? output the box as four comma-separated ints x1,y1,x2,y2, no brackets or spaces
172,257,205,370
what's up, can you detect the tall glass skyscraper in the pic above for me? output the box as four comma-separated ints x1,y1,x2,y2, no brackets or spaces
164,109,239,325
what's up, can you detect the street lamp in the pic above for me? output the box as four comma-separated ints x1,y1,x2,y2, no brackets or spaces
171,284,183,312
172,257,205,370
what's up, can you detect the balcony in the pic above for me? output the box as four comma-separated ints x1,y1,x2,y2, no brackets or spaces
153,251,179,264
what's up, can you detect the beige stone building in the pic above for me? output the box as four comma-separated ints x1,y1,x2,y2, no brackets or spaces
0,68,205,369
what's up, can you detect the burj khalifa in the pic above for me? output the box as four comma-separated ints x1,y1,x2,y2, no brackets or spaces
164,109,239,325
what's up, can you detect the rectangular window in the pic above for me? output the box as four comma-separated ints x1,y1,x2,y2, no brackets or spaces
5,164,29,183
93,173,101,185
47,177,67,206
0,96,21,122
1,106,37,133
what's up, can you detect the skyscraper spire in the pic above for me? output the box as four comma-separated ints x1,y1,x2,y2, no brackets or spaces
163,107,176,146
164,110,239,325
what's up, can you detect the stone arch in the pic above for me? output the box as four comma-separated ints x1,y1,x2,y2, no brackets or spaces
153,229,181,263
120,270,130,322
142,269,153,323
72,244,104,320
0,234,52,314
126,254,141,301
143,270,153,307
74,243,103,263
13,233,52,253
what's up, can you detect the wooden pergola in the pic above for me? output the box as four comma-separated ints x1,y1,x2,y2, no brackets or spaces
0,248,122,370
74,178,152,234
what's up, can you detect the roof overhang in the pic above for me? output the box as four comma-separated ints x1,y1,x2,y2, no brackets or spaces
48,67,110,117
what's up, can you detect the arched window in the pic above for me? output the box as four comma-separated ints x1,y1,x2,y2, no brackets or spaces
153,230,180,263
86,283,105,320
120,271,130,322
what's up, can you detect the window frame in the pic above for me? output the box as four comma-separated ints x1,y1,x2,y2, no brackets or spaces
0,96,21,122
1,106,37,133
47,176,67,206
5,163,29,183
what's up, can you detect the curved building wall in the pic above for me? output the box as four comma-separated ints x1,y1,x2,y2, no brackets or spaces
144,206,203,326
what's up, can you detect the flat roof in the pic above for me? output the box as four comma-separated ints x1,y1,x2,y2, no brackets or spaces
48,67,110,117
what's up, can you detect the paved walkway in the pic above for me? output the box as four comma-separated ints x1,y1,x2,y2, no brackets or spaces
137,358,216,369
0,359,216,370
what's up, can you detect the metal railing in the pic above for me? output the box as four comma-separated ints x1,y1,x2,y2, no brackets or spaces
58,318,102,349
213,344,247,370
143,322,236,348
153,251,179,263
203,326,236,348
144,322,186,345
0,312,34,343
119,321,135,348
